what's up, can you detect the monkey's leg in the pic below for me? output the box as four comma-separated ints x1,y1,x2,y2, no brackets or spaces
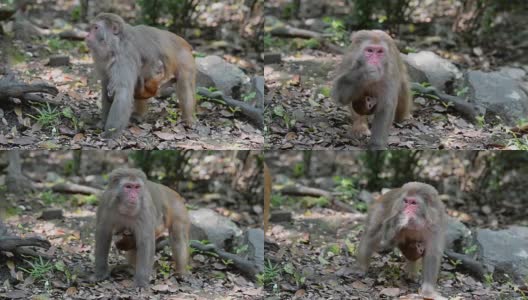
103,87,134,138
404,259,420,282
131,99,148,123
357,228,382,272
133,231,155,287
100,81,111,127
176,76,196,127
169,221,189,276
394,80,411,123
349,105,370,138
94,219,113,281
126,249,138,267
421,235,444,298
368,91,398,149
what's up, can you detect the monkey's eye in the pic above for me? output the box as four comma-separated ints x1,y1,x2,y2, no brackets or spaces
94,25,99,31
366,48,373,53
377,49,384,54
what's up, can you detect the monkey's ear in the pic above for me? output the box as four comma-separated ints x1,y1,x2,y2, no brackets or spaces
111,22,121,35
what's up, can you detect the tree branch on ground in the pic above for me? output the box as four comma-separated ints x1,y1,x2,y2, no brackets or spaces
0,79,59,105
411,82,480,121
269,24,345,54
51,182,102,195
197,87,263,129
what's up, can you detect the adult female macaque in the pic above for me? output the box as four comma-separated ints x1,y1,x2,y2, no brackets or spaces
85,13,196,138
332,30,412,149
94,168,190,288
357,182,446,299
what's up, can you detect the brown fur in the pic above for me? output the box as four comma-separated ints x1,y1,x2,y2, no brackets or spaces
356,182,446,298
94,168,190,288
86,13,196,138
332,30,412,149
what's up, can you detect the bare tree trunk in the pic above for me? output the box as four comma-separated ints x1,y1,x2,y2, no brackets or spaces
6,150,34,194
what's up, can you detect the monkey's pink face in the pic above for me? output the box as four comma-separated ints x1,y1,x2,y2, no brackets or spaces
361,41,388,81
117,178,144,216
398,193,427,229
123,182,141,205
85,22,102,49
403,196,418,215
364,45,385,66
86,21,113,59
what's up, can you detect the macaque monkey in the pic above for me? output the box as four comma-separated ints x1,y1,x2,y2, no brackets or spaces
357,182,446,299
85,13,196,138
94,168,190,288
332,30,412,149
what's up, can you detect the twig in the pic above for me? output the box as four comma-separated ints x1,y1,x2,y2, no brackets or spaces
197,87,263,129
411,82,480,121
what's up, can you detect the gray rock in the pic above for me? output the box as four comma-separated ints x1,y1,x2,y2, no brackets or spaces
47,55,70,67
251,76,264,110
264,52,282,64
403,51,462,91
242,228,264,272
38,209,63,220
467,70,528,125
196,55,249,97
499,67,527,80
476,226,528,284
446,216,472,251
189,208,242,249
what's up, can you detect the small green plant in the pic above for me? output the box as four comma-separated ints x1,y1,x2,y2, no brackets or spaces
323,17,347,45
28,103,61,129
243,91,257,102
301,196,329,208
257,259,281,288
158,259,171,277
484,273,494,286
455,86,469,97
302,38,320,49
20,257,54,282
235,244,249,255
55,260,76,285
271,194,286,208
333,176,359,200
319,86,331,98
40,190,67,205
475,115,485,128
292,162,305,178
71,6,81,22
345,239,356,256
166,107,180,124
273,104,293,128
508,134,528,150
81,194,98,206
327,244,341,256
449,258,462,268
463,244,478,255
382,264,402,282
281,2,298,19
62,107,80,130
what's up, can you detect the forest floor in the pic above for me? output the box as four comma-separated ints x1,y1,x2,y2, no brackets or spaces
264,0,528,150
263,152,527,299
265,52,512,150
0,152,263,299
0,0,263,150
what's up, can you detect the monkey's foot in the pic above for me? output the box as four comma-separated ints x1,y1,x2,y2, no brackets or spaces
350,122,370,138
420,283,446,300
